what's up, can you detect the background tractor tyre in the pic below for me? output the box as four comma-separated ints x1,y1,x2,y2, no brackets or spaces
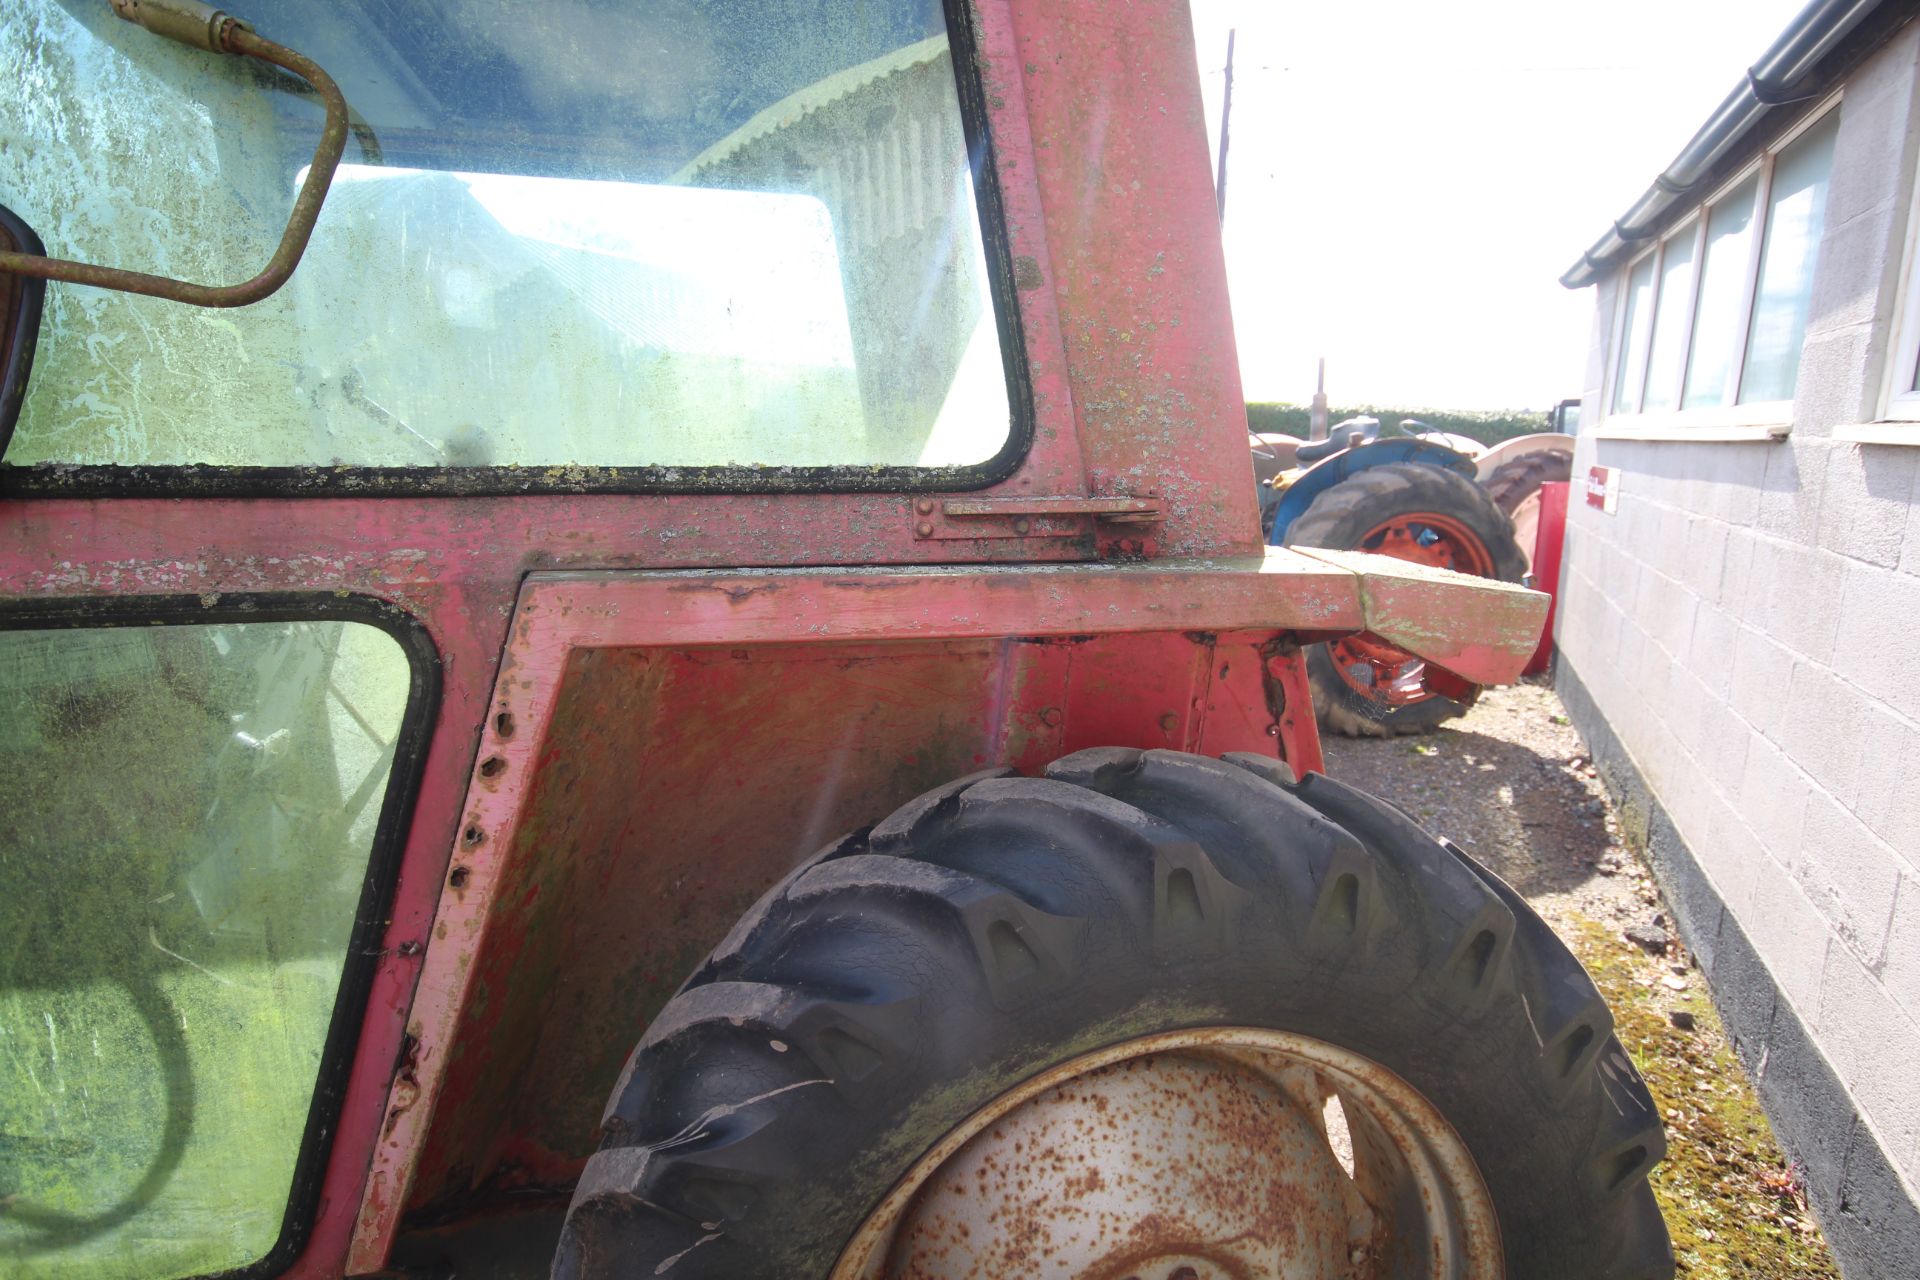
1482,448,1574,576
1284,462,1529,738
554,752,1672,1280
1481,448,1575,517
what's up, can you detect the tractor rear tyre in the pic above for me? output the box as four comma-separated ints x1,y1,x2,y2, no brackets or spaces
1482,448,1574,575
1481,448,1574,516
554,752,1671,1279
1284,463,1528,738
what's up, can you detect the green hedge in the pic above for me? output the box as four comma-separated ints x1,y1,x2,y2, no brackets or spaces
1246,402,1553,448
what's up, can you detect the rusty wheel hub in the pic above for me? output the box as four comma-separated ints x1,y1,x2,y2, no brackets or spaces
832,1028,1501,1279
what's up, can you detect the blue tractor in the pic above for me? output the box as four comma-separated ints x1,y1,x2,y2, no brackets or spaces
1254,417,1569,736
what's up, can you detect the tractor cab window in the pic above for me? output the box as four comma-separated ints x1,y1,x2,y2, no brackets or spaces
0,0,1012,475
0,611,421,1280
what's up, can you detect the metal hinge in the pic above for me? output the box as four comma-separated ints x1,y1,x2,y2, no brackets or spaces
911,496,1165,541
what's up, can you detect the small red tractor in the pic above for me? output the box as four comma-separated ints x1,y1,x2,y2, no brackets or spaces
0,3,1667,1278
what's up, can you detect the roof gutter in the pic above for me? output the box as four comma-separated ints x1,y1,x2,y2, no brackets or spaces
1560,0,1890,289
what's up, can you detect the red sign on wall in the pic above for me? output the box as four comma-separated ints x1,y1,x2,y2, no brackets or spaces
1586,465,1618,513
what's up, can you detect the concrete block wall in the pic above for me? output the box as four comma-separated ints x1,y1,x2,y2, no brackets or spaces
1555,23,1920,1275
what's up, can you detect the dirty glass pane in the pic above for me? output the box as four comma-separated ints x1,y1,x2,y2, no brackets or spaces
1,0,1009,471
1740,111,1841,405
0,619,412,1280
1611,255,1657,415
1640,227,1696,413
1681,178,1758,410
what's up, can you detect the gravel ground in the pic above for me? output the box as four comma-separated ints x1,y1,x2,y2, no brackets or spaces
1321,679,1841,1279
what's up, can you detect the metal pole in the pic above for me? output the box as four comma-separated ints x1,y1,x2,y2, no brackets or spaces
1310,358,1329,441
1215,28,1235,227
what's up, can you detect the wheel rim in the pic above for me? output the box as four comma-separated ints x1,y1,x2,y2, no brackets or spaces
1353,511,1496,577
831,1027,1503,1280
1328,511,1497,709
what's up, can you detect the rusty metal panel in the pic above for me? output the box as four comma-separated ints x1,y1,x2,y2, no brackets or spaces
365,563,1341,1238
1192,632,1299,764
1053,631,1215,757
409,640,1019,1204
368,551,1538,1238
1263,644,1327,778
1004,0,1263,558
395,628,1305,1218
1522,480,1571,678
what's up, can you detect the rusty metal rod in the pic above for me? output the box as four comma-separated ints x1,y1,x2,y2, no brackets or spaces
0,3,348,308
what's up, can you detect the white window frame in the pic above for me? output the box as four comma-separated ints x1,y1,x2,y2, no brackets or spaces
1596,95,1843,442
1604,243,1660,418
1865,137,1920,439
1635,210,1704,414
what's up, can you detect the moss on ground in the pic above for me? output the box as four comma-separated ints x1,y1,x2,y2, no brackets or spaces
1569,919,1840,1279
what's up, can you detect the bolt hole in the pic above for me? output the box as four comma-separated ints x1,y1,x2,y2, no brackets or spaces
493,711,515,738
478,755,506,779
449,865,470,889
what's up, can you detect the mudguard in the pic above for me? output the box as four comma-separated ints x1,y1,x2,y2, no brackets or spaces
1474,432,1575,484
1266,436,1481,546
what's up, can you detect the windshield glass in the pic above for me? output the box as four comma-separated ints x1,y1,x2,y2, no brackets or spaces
0,0,1012,472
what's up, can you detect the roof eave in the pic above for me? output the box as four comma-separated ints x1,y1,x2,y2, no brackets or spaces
1561,0,1901,289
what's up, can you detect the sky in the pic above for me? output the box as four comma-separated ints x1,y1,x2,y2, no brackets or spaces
1188,0,1814,410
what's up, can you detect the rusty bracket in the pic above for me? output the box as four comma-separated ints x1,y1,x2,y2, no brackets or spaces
911,496,1165,541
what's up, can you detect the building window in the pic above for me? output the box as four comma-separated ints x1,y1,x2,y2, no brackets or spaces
1886,312,1920,420
1880,134,1920,424
1682,178,1759,409
1608,103,1840,421
1611,255,1658,414
1641,220,1698,412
